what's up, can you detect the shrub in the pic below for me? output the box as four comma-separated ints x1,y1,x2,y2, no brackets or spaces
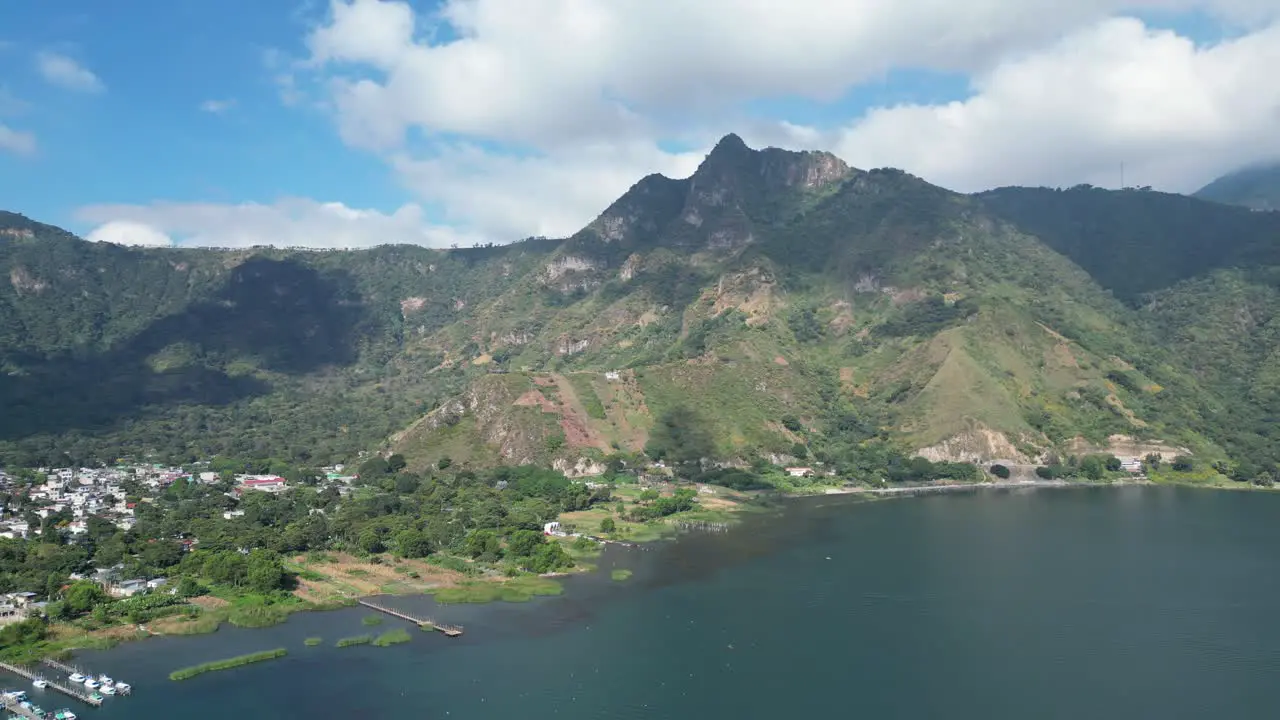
989,464,1011,479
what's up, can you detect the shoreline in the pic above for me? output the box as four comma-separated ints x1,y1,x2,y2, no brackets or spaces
808,478,1153,496
41,474,1264,659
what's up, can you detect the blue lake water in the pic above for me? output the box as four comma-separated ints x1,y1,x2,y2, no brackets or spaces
8,485,1280,719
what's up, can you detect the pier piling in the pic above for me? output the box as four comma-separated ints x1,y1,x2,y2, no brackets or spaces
357,598,464,637
0,662,102,706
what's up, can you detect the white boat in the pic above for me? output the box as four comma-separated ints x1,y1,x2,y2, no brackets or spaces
114,682,131,693
3,690,26,700
67,673,85,684
96,675,113,686
82,679,99,689
55,711,78,720
100,685,115,696
32,679,48,689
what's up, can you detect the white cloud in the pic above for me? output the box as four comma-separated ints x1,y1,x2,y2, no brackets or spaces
76,1,1280,249
0,123,36,156
274,0,1280,245
86,221,175,247
303,0,1280,151
76,199,474,249
36,51,105,93
200,99,236,114
782,17,1280,193
391,141,705,239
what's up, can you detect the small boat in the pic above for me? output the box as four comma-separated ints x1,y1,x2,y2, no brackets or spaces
55,711,77,720
100,686,115,696
32,679,47,690
96,675,112,686
82,679,98,689
88,692,103,703
67,673,84,684
114,682,131,693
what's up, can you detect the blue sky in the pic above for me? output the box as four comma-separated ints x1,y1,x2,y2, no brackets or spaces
0,1,1276,248
0,1,408,229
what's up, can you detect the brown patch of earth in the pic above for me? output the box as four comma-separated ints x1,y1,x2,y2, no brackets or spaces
290,553,468,603
190,595,230,610
513,389,557,412
773,355,789,366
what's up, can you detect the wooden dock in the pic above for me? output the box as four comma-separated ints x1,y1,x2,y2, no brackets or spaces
39,658,129,696
358,598,464,637
38,659,76,676
1,695,43,720
0,662,102,706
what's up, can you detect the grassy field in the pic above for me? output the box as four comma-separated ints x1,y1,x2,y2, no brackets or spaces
557,481,751,543
288,552,468,604
304,637,323,646
432,575,564,604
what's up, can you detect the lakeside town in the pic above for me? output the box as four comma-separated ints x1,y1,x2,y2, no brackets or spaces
0,461,360,625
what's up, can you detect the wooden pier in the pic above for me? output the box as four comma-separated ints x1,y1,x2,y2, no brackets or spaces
1,695,43,720
358,598,464,637
0,662,102,706
38,659,76,676
40,658,129,696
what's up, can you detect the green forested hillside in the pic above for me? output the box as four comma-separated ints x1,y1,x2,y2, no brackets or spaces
4,138,1280,480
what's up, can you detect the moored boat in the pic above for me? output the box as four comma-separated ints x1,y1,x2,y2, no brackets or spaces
114,682,131,693
67,673,84,684
100,685,115,696
88,692,103,703
82,679,98,690
32,679,48,689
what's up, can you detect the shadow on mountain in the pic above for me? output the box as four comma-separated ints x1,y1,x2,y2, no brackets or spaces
0,257,370,440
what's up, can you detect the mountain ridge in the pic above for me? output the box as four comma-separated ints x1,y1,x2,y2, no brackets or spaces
3,135,1280,484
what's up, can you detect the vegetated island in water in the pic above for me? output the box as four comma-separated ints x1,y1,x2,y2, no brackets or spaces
373,628,413,646
169,648,287,681
336,634,373,648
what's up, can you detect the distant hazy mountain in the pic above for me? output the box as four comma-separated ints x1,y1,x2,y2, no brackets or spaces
1195,163,1280,212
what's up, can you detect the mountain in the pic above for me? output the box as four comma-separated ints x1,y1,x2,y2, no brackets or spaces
4,138,1280,481
1194,163,1280,212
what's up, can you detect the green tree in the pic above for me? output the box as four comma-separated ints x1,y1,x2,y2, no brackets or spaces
64,581,107,615
177,576,205,598
1080,455,1106,481
989,464,1011,479
394,529,432,559
1172,455,1195,472
1105,456,1123,472
507,529,544,558
600,517,616,534
245,550,285,593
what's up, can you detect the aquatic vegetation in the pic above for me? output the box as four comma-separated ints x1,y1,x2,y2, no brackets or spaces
336,634,373,647
372,629,412,647
169,648,287,681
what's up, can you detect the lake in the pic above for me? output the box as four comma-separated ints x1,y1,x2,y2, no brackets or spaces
10,485,1280,719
